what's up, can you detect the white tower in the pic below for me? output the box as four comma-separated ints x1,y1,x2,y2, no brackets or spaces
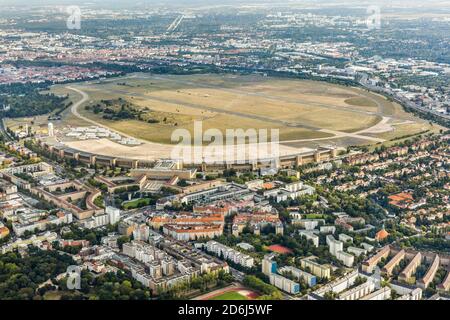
48,123,54,137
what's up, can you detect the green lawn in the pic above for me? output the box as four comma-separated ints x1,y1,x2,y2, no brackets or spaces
304,214,325,219
122,198,151,210
344,97,378,108
94,195,105,208
210,291,248,300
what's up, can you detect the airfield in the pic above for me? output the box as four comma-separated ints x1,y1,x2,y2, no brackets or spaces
8,73,438,163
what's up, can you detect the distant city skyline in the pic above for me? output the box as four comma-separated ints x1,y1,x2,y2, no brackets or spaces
1,0,450,9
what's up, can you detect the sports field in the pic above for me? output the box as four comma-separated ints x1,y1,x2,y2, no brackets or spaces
193,285,260,300
209,291,249,300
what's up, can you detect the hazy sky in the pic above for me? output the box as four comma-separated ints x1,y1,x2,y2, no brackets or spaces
0,0,448,5
0,0,449,10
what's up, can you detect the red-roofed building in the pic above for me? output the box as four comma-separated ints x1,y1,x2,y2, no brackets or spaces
0,226,10,239
375,229,390,241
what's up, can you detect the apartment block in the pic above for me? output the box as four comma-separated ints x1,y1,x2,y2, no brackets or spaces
270,273,300,294
300,256,331,279
262,254,278,276
163,224,223,241
336,251,355,267
362,245,390,273
314,270,359,296
278,265,317,287
339,281,375,300
382,249,405,276
298,230,319,247
417,254,440,289
347,246,367,257
436,271,450,293
338,234,353,243
360,286,391,300
206,240,254,268
399,252,422,283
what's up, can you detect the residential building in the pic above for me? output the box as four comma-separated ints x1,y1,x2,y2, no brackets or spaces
262,254,278,276
278,265,317,287
206,240,254,268
269,273,300,294
300,256,331,279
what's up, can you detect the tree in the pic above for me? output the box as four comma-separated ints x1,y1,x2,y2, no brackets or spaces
117,236,131,250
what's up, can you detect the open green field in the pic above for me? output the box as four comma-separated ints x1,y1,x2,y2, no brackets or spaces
49,73,404,144
7,73,440,157
122,198,152,210
209,291,249,300
344,97,378,108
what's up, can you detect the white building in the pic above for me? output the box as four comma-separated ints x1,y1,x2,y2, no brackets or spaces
206,240,254,268
12,211,72,236
391,282,423,300
339,281,375,300
347,246,367,257
263,181,315,203
292,219,324,230
336,251,355,267
106,206,121,225
361,242,374,252
83,207,121,229
327,235,354,267
269,273,300,294
326,235,343,256
83,213,109,229
48,123,54,137
320,226,336,234
360,287,391,300
338,234,353,243
278,265,317,287
298,230,320,247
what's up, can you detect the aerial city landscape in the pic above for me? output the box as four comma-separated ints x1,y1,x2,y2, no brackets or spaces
0,0,449,303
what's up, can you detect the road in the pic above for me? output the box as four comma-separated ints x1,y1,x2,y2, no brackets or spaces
65,86,152,145
359,77,450,122
67,86,97,126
